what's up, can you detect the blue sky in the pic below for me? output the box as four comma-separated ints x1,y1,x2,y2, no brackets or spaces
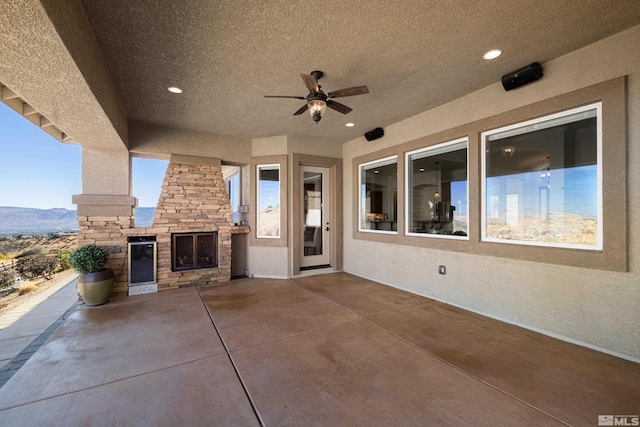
0,102,165,210
132,158,167,208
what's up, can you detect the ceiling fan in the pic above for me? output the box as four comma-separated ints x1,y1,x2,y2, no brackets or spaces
264,70,369,123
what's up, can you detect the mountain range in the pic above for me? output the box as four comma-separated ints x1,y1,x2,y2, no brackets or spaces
0,206,156,235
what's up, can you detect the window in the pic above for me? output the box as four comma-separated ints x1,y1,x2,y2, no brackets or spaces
482,103,601,249
172,232,217,271
226,172,240,225
406,138,468,238
257,164,280,238
359,156,397,233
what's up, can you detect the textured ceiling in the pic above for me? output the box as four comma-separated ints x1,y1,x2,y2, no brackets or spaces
81,0,640,144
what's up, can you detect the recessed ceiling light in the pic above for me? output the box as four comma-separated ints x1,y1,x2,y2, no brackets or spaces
345,122,355,127
483,49,502,60
167,87,183,93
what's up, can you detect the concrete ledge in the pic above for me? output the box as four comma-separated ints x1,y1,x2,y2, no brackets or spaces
73,194,138,217
231,225,251,234
129,283,158,296
72,194,137,206
170,154,221,167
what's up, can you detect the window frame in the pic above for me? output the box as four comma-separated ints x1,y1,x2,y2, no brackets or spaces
405,137,469,240
351,78,625,271
358,155,398,235
480,102,603,250
256,163,281,239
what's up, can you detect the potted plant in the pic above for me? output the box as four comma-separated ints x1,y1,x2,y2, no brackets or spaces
68,244,115,306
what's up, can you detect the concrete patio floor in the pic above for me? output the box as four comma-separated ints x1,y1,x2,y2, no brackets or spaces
0,272,637,426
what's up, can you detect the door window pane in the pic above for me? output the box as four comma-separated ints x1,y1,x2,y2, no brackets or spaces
257,165,280,238
359,156,397,233
407,139,468,237
482,103,601,249
304,171,323,256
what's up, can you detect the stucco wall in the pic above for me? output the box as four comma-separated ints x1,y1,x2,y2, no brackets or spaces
342,25,640,361
0,0,127,150
82,147,130,195
130,121,251,165
248,135,342,278
287,136,343,159
249,246,289,279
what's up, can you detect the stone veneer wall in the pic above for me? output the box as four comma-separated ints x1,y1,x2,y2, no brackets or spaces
77,155,249,295
150,159,235,290
77,215,134,295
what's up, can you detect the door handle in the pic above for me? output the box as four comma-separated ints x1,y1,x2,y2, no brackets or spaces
325,226,330,231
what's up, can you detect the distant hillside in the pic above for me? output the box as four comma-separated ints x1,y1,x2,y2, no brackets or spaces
0,206,156,235
0,206,77,235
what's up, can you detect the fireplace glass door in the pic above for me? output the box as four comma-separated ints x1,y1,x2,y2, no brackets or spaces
172,232,217,271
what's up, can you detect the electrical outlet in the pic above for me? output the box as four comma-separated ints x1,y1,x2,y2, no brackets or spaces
439,265,446,275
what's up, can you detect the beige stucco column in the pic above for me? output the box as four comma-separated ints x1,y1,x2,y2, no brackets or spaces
72,146,136,217
81,146,130,194
71,146,136,294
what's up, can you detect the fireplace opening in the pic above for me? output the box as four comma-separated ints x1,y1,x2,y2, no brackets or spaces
172,232,218,271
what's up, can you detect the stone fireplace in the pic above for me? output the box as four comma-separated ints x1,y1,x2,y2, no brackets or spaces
172,232,218,270
75,154,249,295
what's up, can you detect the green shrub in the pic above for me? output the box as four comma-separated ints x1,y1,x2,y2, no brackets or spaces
55,251,72,272
16,255,59,280
68,245,109,274
16,246,45,258
0,269,15,289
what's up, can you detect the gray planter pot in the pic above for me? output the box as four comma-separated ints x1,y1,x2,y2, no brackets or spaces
77,268,115,306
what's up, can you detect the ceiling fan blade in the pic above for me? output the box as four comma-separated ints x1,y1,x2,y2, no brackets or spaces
293,103,309,115
301,74,319,93
264,95,306,99
326,100,352,114
327,85,369,98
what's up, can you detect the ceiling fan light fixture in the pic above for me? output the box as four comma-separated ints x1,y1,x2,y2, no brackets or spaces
265,71,368,124
308,99,326,123
501,145,516,156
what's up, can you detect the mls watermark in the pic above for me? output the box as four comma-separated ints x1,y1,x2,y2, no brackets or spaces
599,415,640,426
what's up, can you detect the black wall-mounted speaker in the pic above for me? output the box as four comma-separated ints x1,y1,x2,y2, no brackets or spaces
501,62,543,91
365,127,384,141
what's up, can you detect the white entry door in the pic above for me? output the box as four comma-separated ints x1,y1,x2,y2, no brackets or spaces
301,166,331,268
